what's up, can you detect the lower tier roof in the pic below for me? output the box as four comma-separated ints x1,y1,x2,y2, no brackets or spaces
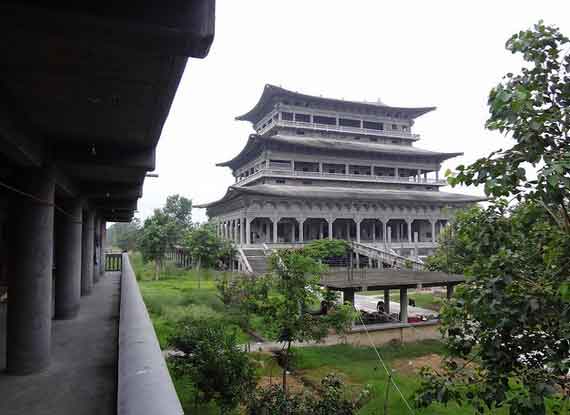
197,183,486,209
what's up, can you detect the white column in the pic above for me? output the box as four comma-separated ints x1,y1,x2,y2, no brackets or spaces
319,221,324,239
290,222,295,242
238,220,242,245
407,220,412,243
246,218,252,245
328,219,333,240
383,221,387,244
273,218,278,243
299,219,305,243
372,221,376,242
356,219,361,243
431,220,436,243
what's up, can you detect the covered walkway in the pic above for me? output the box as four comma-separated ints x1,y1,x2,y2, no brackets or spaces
0,272,120,415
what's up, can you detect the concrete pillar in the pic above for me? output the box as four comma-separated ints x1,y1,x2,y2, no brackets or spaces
346,221,351,241
54,198,83,320
356,220,361,243
400,288,408,323
246,218,252,245
384,289,390,315
7,168,55,374
431,220,436,243
319,221,324,239
299,219,304,243
372,222,376,242
387,226,392,248
407,220,412,243
447,284,454,299
272,219,278,243
290,221,295,243
81,208,95,296
383,221,388,244
344,289,355,305
328,219,333,240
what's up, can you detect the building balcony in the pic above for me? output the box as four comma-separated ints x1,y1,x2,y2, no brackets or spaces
257,119,420,141
236,167,446,187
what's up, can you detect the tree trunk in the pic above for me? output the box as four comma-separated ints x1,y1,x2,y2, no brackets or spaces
282,340,291,393
154,258,160,280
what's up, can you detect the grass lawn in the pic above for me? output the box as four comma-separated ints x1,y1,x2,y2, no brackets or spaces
133,252,249,348
360,290,444,312
293,341,503,415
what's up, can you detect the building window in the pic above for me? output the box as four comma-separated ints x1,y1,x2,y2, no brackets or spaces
354,136,360,140
402,125,408,131
392,124,398,130
363,121,383,130
313,115,337,125
276,179,286,184
294,113,311,123
370,137,378,142
282,112,293,121
302,180,312,185
391,139,400,144
339,118,361,128
295,130,305,135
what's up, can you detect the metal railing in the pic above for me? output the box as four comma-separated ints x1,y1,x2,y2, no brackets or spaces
235,167,445,186
257,119,420,140
117,253,183,415
105,252,123,272
351,241,425,271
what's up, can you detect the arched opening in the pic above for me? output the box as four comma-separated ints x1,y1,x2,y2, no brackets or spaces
411,219,432,242
277,217,299,243
332,218,356,241
303,218,329,241
249,217,273,244
360,219,383,243
386,219,408,243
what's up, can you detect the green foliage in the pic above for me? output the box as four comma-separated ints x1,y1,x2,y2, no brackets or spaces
447,21,570,230
418,202,570,413
245,248,356,390
163,194,193,230
302,239,350,261
185,223,234,270
169,319,257,414
247,374,367,415
106,219,140,251
419,22,570,414
138,209,180,279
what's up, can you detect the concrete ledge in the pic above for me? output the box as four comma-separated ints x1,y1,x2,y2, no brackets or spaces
347,320,441,346
117,253,183,415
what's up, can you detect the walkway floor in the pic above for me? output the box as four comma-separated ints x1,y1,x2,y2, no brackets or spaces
0,272,120,415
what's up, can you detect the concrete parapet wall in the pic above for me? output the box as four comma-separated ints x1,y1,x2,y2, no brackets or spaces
117,253,183,415
347,321,441,347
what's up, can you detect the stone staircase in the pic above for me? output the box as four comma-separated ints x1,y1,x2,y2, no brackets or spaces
242,248,270,275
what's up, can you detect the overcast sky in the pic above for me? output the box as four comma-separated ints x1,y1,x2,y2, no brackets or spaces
135,0,570,224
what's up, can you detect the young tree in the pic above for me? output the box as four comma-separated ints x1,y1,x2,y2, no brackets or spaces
185,224,225,270
137,209,178,279
169,319,257,414
163,194,193,230
417,22,570,414
247,249,356,392
106,219,140,251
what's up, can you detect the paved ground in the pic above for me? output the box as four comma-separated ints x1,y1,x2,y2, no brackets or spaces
0,272,120,415
355,294,438,317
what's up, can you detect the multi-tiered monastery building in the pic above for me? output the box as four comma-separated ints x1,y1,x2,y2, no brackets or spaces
200,85,483,257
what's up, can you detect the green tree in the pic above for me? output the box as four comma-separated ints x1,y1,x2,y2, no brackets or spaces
163,194,193,230
246,249,356,392
106,219,140,251
137,209,178,279
185,224,227,270
418,22,570,414
169,319,257,414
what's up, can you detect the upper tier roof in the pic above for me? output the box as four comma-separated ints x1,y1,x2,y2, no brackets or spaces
217,134,462,169
196,184,486,209
236,84,436,125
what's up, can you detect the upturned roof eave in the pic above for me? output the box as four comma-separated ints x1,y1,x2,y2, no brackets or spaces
236,84,436,124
